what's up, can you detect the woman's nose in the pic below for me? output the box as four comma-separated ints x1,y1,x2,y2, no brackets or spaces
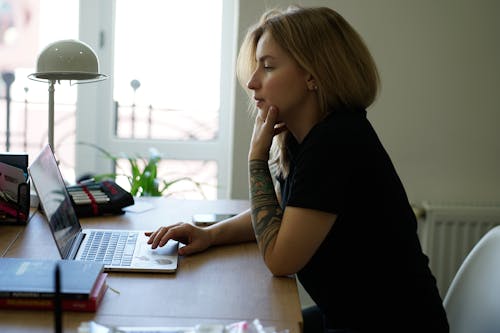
247,72,260,90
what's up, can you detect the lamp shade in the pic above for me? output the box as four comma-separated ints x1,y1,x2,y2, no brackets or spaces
29,39,107,81
27,39,107,154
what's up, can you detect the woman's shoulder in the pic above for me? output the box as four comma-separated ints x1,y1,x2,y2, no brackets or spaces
326,107,367,126
311,107,370,142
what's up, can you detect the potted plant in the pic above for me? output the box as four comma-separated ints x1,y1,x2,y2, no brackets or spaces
78,142,205,198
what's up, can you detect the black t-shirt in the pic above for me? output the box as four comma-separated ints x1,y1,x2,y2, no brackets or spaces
278,108,449,332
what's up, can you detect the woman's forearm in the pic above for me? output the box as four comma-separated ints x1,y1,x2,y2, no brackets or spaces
248,159,283,258
207,209,255,246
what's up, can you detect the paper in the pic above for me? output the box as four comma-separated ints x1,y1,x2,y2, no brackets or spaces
78,320,283,333
0,161,27,199
122,201,154,213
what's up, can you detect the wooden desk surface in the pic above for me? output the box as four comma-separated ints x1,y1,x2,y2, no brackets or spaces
0,225,22,256
0,198,303,333
0,208,37,256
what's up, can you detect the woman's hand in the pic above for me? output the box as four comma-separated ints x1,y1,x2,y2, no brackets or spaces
248,106,287,161
145,222,212,256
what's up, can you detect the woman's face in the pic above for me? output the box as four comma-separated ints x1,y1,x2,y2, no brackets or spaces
247,30,312,121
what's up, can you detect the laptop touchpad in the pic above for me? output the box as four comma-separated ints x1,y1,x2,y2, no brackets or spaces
135,240,178,265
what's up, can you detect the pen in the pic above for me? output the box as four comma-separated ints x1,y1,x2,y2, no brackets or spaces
54,263,62,333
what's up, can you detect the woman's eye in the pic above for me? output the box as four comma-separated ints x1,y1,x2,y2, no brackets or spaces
263,65,274,71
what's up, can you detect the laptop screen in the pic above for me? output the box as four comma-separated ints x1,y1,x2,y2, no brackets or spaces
29,145,81,259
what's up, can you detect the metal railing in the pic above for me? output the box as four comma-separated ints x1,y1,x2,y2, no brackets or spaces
1,75,219,198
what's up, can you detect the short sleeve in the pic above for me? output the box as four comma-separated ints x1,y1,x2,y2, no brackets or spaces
286,128,356,214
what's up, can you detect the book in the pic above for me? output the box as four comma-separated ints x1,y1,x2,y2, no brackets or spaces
0,258,104,300
0,272,108,312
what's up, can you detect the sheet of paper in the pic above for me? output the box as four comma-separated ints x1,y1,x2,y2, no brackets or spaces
122,201,154,213
0,161,27,198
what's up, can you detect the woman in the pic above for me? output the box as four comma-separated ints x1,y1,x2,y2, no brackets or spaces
147,6,449,332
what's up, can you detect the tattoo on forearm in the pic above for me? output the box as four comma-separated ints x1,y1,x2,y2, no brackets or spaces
249,160,283,257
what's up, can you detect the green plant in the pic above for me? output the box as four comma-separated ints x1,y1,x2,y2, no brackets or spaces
78,142,205,197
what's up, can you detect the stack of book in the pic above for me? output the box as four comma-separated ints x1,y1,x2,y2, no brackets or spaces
0,258,107,312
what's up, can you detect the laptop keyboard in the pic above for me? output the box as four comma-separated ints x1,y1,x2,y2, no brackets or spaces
79,230,138,266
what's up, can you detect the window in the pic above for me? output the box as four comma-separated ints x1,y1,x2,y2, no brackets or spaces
76,0,236,199
1,0,236,199
0,0,78,179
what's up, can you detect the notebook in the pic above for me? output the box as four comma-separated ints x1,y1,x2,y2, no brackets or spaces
28,144,178,273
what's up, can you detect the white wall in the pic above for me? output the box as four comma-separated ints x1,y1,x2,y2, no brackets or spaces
229,0,500,205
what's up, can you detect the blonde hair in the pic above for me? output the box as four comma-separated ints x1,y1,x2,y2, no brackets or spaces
236,6,380,177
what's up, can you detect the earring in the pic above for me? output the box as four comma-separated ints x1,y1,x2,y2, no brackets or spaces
308,79,318,91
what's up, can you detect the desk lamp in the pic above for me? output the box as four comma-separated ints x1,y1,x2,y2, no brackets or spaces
28,39,107,153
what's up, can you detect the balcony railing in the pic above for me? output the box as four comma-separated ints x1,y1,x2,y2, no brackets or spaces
1,76,218,199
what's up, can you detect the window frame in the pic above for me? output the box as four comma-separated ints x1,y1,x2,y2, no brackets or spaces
75,0,238,198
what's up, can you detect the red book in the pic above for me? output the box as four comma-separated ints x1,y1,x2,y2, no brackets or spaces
0,273,107,312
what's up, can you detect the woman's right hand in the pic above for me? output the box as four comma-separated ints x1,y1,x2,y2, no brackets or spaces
145,222,212,256
248,106,287,161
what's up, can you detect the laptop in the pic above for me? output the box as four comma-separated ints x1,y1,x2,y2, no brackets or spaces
28,144,178,273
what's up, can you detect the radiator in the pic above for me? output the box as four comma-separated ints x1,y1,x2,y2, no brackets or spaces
417,202,500,298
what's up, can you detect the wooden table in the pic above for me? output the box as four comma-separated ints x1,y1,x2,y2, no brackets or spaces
0,198,303,332
0,225,22,256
